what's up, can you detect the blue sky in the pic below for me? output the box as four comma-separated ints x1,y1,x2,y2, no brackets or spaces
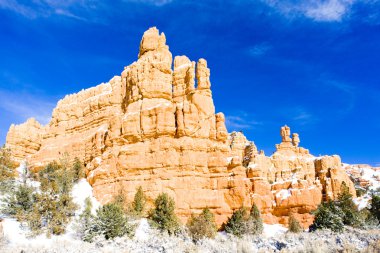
0,0,379,165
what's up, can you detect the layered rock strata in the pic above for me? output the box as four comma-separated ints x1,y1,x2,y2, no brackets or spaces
5,27,355,228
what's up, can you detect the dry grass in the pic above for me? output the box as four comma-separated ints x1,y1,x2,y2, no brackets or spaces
0,225,379,253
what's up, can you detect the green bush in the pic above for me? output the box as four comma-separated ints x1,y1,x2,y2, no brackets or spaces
246,203,264,235
370,194,380,222
150,193,180,235
358,208,379,228
83,202,132,241
0,147,16,179
30,161,77,236
355,187,366,197
78,197,96,242
97,203,131,240
225,204,263,237
2,183,35,221
288,215,302,233
0,147,17,193
81,197,93,223
113,188,127,211
132,186,146,216
72,157,84,182
33,191,76,236
2,159,79,236
225,207,248,237
187,208,217,241
337,183,363,227
79,197,95,241
311,183,368,232
310,201,344,232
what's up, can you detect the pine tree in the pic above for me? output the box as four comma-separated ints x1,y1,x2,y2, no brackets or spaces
187,208,217,241
245,203,264,235
2,183,35,221
72,157,84,182
224,204,263,237
32,161,77,235
95,203,130,240
337,183,362,227
132,186,146,216
225,207,249,237
310,201,344,232
370,194,380,222
113,188,127,212
150,193,179,235
0,147,16,192
26,206,43,235
0,147,16,180
81,197,93,224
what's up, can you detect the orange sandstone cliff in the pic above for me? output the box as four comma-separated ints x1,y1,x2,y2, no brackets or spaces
5,27,355,228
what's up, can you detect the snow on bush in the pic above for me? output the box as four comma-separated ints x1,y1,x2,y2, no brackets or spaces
1,210,380,253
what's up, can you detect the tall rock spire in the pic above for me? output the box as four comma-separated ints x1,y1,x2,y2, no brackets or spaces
138,27,168,58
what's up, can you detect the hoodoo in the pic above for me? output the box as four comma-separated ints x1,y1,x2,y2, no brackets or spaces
5,27,355,227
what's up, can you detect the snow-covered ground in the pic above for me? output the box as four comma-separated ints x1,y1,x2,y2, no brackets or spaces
1,218,379,253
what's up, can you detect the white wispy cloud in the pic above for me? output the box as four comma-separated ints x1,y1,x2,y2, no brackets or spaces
248,43,272,57
0,89,56,125
0,0,173,21
321,78,356,114
262,0,357,22
292,110,315,125
305,0,354,21
279,107,318,126
0,0,99,21
225,112,262,131
0,0,37,18
124,0,173,6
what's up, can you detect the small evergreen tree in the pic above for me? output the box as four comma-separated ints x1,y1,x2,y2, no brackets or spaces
150,193,179,234
95,203,130,240
225,204,264,237
187,208,217,241
72,157,84,182
288,215,302,233
33,161,77,235
358,208,379,228
113,188,127,212
2,184,35,221
245,203,264,235
81,197,94,224
0,147,16,193
370,194,380,222
132,186,146,216
225,207,248,237
337,183,362,227
26,206,43,234
79,198,97,242
310,201,344,232
0,147,16,180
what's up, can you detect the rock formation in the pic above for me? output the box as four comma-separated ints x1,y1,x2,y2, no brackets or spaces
6,118,44,162
5,27,356,228
345,164,380,190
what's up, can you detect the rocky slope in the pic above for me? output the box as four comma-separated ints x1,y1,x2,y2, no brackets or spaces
5,27,356,228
